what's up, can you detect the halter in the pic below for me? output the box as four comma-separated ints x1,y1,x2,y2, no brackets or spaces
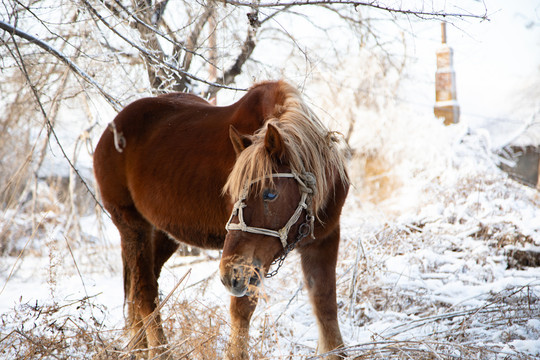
225,172,316,249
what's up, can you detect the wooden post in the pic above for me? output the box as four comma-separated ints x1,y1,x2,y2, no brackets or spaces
207,5,218,104
208,10,217,83
434,22,460,125
537,154,540,190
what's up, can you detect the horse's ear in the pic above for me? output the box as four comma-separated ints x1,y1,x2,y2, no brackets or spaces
264,124,285,160
229,125,252,156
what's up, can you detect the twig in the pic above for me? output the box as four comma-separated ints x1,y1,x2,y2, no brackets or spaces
308,339,523,359
0,20,123,111
81,1,246,93
224,0,489,20
206,27,257,97
63,235,89,299
348,235,365,319
125,269,192,353
0,212,50,296
3,32,108,216
182,4,216,72
272,283,303,327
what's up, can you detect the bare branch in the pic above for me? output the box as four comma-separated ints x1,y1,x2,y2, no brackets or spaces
205,9,260,98
219,29,256,85
131,0,171,91
0,19,123,111
259,5,293,25
206,31,256,97
183,5,215,73
81,0,245,93
152,0,170,25
3,31,107,214
106,0,216,92
110,0,180,48
224,0,489,20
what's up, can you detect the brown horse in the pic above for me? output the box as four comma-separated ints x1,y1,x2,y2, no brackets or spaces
93,80,349,359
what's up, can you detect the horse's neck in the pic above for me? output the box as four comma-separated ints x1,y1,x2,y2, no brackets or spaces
231,82,285,129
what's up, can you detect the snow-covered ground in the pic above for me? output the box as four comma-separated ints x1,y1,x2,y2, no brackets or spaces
1,108,539,359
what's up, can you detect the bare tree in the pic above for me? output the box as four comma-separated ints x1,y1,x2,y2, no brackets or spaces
0,0,487,249
1,1,487,99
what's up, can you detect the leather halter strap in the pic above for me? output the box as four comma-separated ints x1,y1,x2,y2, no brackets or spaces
225,172,315,248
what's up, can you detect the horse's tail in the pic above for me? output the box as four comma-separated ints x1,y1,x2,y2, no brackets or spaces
108,121,126,153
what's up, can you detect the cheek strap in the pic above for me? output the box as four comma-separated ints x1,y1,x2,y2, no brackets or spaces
225,172,315,248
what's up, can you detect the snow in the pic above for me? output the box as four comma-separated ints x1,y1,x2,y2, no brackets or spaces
2,1,540,359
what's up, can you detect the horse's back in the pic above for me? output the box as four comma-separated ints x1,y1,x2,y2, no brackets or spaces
94,93,237,247
94,93,215,193
113,93,215,138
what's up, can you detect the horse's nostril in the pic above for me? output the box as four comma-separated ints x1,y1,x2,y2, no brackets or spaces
249,267,262,286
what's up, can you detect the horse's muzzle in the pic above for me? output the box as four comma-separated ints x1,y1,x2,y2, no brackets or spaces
220,259,263,297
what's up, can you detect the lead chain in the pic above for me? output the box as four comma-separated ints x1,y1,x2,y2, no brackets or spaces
265,216,313,278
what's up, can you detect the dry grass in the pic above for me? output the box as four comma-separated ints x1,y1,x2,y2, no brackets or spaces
2,283,537,359
0,295,123,359
335,164,540,360
336,340,533,359
353,153,402,204
0,177,97,258
337,251,539,359
0,276,284,359
0,273,228,359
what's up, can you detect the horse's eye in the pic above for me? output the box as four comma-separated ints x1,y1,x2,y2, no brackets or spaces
262,189,278,201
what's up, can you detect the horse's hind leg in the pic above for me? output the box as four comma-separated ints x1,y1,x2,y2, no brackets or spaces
299,227,345,359
152,230,179,280
110,205,168,358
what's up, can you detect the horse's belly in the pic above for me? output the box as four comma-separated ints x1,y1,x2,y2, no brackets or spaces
128,175,230,250
162,224,226,250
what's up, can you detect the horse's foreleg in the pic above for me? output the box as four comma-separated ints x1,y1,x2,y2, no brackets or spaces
113,206,168,359
225,295,258,360
300,227,345,359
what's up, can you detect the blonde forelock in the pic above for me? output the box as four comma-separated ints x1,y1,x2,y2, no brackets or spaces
224,81,348,214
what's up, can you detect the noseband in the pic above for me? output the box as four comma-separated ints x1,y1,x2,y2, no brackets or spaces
225,172,316,249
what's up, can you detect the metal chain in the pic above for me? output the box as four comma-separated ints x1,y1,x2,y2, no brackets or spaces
265,215,313,278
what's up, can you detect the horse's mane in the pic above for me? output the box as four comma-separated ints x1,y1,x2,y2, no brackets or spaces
224,81,348,214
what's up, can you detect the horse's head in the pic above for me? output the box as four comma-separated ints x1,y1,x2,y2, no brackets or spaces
220,124,315,297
